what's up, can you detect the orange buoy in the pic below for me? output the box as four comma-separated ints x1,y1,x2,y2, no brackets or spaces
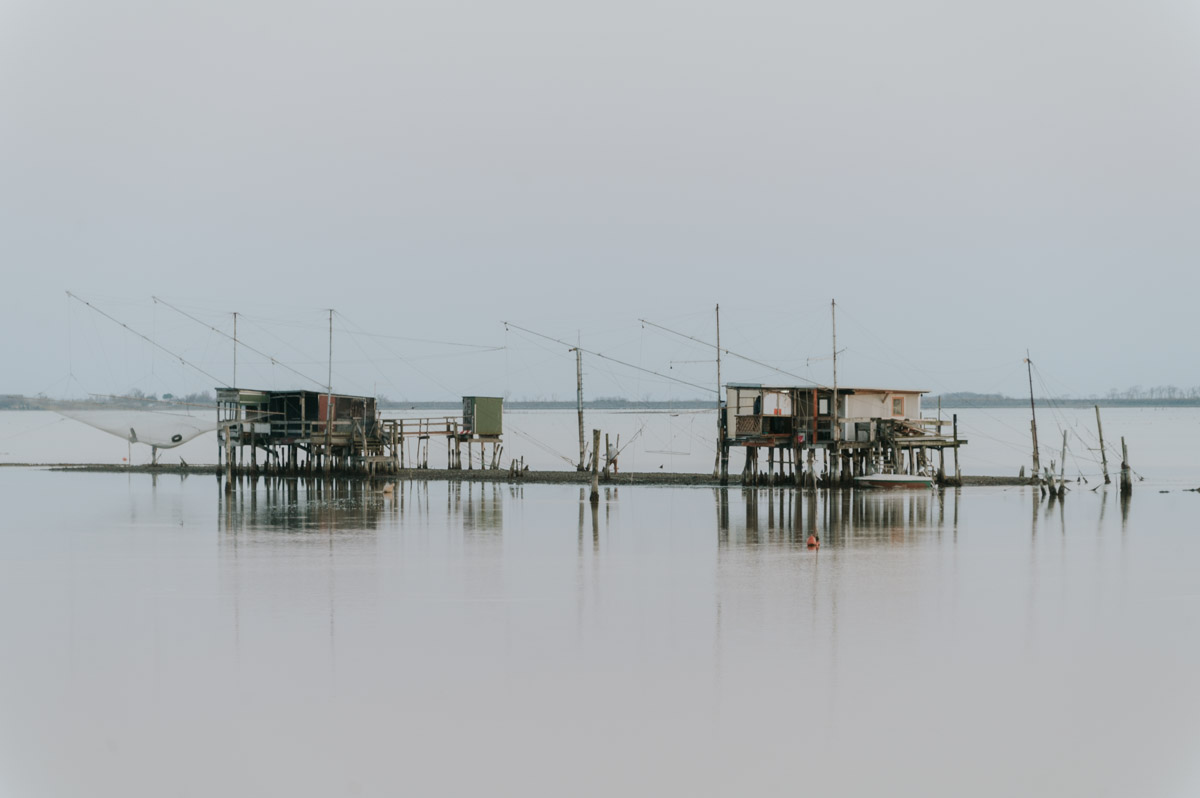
806,534,820,549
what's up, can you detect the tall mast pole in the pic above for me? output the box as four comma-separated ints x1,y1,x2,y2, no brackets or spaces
1026,351,1040,477
232,311,237,387
573,334,585,471
831,299,839,479
713,303,722,478
326,309,334,467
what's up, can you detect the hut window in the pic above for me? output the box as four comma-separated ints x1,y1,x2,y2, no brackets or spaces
818,397,829,415
892,397,904,416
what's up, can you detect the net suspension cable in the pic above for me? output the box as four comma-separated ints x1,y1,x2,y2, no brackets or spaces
67,292,224,386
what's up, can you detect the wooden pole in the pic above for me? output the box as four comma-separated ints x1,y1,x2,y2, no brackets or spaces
1026,352,1040,477
1095,405,1111,485
325,309,334,474
574,343,585,471
831,299,840,481
225,421,233,487
952,414,960,485
713,303,722,479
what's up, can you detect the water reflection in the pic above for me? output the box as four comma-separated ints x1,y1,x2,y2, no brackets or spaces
214,477,516,679
450,480,505,533
715,486,959,549
218,476,394,534
9,467,1196,798
216,477,514,535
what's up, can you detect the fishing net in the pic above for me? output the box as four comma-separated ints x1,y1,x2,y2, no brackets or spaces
57,410,218,449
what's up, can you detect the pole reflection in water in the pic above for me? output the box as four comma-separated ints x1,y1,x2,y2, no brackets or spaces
218,476,519,538
717,487,954,550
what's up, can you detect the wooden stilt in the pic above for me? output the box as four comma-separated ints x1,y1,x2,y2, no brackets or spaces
952,414,960,485
590,429,600,503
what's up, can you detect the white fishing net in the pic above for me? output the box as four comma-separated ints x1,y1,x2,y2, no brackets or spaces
57,410,218,449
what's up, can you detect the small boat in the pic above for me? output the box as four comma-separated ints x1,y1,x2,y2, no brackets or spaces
854,472,935,489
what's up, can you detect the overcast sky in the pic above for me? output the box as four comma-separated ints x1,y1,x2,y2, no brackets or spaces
3,0,1198,402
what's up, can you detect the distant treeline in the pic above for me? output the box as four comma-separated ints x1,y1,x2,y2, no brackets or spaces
931,390,1200,408
0,390,215,411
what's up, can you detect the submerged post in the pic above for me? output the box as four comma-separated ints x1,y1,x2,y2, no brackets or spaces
1095,405,1111,485
1120,437,1132,497
1059,429,1068,497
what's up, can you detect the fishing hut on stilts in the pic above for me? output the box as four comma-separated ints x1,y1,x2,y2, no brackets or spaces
718,384,966,487
217,388,395,477
216,389,505,479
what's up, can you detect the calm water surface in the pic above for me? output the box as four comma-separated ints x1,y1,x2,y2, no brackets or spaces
2,465,1199,797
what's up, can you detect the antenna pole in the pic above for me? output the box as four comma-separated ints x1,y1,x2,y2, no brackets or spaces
831,299,840,481
232,311,237,387
1026,351,1040,477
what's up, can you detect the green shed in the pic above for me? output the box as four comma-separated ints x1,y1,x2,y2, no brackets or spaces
462,396,503,436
